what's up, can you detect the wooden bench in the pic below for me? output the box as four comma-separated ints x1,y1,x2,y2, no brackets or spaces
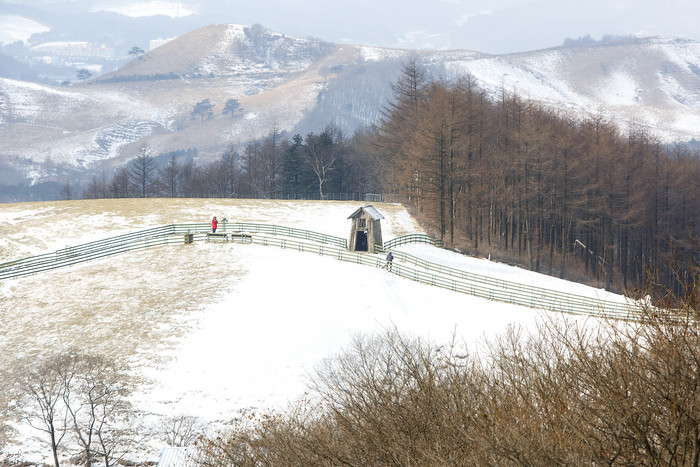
206,232,229,242
206,232,252,243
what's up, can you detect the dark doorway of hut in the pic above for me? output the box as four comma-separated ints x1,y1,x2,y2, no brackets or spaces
355,231,368,251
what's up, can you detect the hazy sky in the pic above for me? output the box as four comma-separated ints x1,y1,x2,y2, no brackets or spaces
10,0,700,54
120,0,700,53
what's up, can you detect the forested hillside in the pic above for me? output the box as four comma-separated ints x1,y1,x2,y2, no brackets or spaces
376,60,700,294
3,29,700,195
70,59,700,294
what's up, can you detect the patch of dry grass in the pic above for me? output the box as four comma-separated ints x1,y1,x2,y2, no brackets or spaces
0,198,421,438
0,244,246,371
0,198,415,262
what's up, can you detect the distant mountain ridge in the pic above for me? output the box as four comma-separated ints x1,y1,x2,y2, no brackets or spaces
1,24,699,187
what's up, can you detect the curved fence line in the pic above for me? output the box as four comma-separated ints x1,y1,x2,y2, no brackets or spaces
0,223,648,320
379,236,646,320
248,235,643,321
0,223,346,280
384,249,634,318
383,234,443,250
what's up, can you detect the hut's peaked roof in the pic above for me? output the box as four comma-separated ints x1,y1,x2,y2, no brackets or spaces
348,205,384,220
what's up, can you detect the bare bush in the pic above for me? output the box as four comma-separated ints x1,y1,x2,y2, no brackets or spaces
195,247,700,465
197,330,483,465
160,414,206,447
17,350,137,467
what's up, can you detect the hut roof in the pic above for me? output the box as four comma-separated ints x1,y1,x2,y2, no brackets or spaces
347,205,384,220
157,447,197,467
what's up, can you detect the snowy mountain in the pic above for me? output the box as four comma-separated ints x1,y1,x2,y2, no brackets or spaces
0,198,619,462
1,25,699,187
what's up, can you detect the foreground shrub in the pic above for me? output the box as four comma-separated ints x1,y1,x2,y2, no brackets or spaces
197,252,700,466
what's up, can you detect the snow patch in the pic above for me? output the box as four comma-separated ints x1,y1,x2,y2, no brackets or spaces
650,39,700,75
594,71,640,107
0,15,50,43
359,45,410,62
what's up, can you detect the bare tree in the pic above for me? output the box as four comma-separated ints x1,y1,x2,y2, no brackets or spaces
59,181,73,200
208,148,239,197
303,125,343,200
158,153,182,198
63,354,134,467
374,59,429,204
160,414,206,447
241,127,283,197
129,146,156,198
18,351,137,467
83,175,107,199
18,353,79,467
109,167,130,198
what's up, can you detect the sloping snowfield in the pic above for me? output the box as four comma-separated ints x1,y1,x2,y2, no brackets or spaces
0,199,619,463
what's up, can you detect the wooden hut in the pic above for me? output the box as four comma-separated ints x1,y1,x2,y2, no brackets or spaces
348,205,384,253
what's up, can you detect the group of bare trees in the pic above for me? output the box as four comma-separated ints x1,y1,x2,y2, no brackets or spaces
10,350,136,467
374,60,700,292
81,146,232,200
80,124,380,201
0,350,210,465
196,249,700,466
242,125,364,199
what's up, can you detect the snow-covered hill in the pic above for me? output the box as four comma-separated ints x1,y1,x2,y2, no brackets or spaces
0,199,621,463
1,25,699,186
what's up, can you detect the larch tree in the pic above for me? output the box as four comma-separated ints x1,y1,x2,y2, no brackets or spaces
128,146,156,198
376,58,428,197
158,153,182,198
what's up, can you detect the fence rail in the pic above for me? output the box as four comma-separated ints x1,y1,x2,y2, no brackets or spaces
247,236,644,321
0,223,346,280
383,249,636,318
0,223,650,320
383,234,443,250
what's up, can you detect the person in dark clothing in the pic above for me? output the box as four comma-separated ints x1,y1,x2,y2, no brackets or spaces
386,251,394,271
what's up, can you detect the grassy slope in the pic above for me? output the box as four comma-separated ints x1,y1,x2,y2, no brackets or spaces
0,198,417,379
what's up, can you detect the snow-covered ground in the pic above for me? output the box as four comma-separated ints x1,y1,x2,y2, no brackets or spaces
0,199,618,463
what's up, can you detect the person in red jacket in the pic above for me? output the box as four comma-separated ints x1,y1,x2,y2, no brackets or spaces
212,216,218,233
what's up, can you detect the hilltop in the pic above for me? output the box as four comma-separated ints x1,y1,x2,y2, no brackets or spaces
0,198,620,462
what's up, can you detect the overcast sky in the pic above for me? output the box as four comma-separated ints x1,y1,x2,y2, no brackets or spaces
98,0,700,54
8,0,700,54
